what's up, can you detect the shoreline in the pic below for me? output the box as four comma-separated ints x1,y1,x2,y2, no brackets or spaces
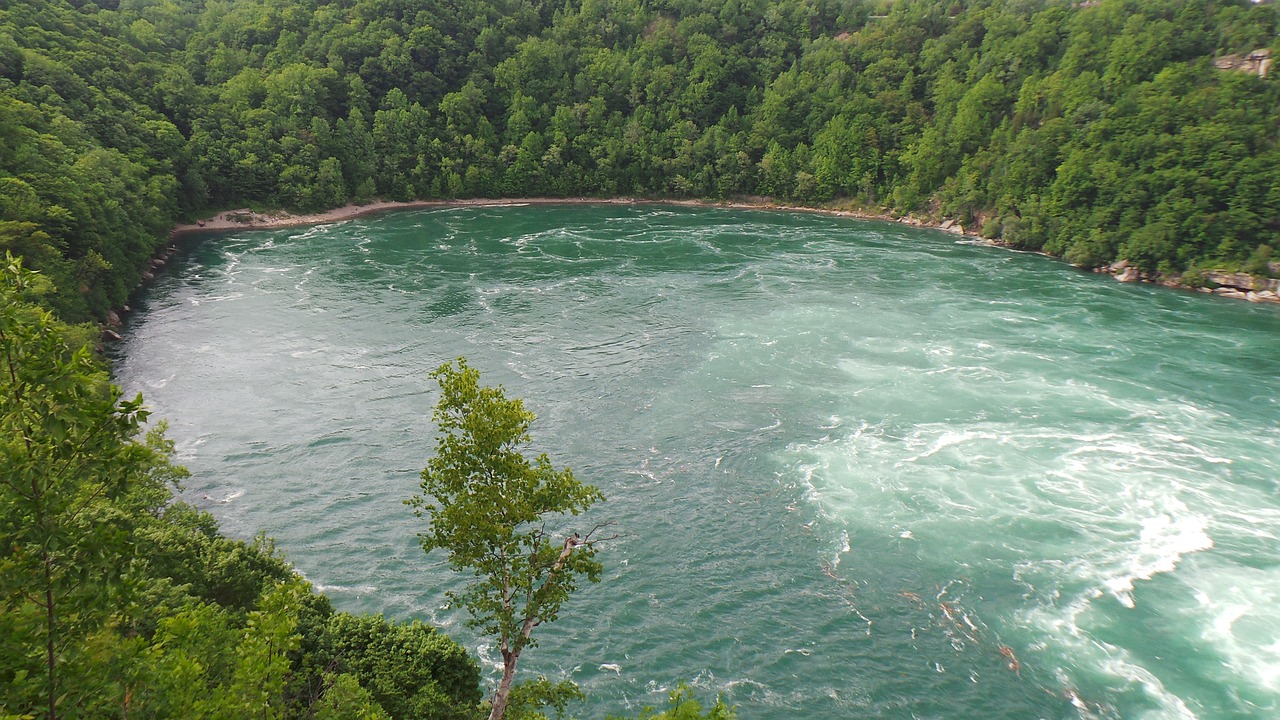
168,196,934,236
164,196,1279,305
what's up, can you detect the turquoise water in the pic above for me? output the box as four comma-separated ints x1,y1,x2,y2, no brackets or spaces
112,205,1280,719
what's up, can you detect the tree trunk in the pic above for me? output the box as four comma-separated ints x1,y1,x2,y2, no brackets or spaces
488,652,520,720
45,554,57,720
488,537,579,720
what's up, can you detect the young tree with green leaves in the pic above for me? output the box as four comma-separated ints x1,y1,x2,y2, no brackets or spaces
0,253,173,719
609,684,736,720
407,358,609,720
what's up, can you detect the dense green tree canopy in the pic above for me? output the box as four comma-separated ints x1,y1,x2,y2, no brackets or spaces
0,0,1276,323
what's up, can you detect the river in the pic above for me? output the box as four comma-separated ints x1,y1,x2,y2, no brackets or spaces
111,204,1280,719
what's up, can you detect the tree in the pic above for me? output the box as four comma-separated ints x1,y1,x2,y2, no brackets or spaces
311,673,390,720
0,253,171,719
132,577,308,720
407,358,608,720
322,612,481,720
608,684,736,720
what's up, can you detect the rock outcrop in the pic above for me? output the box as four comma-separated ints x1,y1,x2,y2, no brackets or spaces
1204,272,1280,303
1100,261,1280,304
1215,49,1273,78
1109,260,1142,283
1204,272,1280,294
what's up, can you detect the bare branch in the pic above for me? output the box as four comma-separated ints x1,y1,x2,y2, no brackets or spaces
579,522,619,547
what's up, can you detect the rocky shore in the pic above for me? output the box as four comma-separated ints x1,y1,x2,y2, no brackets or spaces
1099,260,1280,304
138,197,1278,338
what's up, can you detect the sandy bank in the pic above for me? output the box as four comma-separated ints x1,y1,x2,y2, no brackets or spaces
169,196,950,236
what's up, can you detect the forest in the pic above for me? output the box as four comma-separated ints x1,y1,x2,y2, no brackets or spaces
0,0,1277,325
1,0,1278,717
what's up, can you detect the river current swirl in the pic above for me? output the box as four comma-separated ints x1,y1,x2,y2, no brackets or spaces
111,205,1280,719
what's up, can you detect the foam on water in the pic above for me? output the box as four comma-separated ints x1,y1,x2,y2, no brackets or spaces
1102,508,1212,609
1194,569,1280,698
114,205,1280,719
776,300,1280,717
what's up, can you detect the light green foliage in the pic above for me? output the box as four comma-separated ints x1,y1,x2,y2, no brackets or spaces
0,254,167,718
504,677,584,720
409,358,605,720
1243,244,1274,276
222,580,305,719
136,579,305,720
608,684,736,720
312,674,391,720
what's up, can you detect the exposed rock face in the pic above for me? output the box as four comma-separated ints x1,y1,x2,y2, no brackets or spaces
1098,260,1280,303
1206,272,1280,293
1200,272,1280,303
1107,259,1142,282
1215,49,1273,78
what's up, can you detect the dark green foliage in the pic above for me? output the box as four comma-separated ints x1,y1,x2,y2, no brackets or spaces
0,0,188,322
323,613,483,720
136,503,305,612
3,0,1278,327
